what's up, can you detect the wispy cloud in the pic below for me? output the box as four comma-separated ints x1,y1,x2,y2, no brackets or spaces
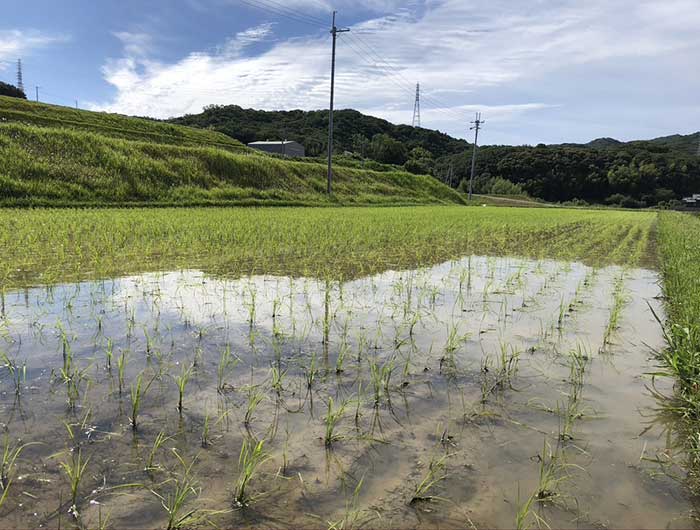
90,0,700,141
113,32,153,58
0,29,67,69
220,23,275,56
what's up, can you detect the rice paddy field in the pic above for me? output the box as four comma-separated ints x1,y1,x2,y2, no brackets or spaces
1,205,699,529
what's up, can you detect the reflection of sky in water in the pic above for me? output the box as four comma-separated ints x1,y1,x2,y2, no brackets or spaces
0,255,690,530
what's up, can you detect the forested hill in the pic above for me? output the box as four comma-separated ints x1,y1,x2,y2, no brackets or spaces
169,105,469,158
169,104,700,208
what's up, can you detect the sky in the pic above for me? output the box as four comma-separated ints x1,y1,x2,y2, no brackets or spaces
1,0,699,145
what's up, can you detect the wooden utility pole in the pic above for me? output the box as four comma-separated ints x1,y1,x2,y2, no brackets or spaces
327,11,349,195
468,112,484,200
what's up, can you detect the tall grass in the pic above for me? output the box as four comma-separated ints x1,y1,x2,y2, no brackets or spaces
655,212,700,493
0,121,463,208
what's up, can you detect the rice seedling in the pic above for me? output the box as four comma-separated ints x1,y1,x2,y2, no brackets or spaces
304,351,319,390
117,350,128,395
244,386,265,426
335,339,350,375
200,412,213,448
145,431,171,472
60,448,89,516
324,397,349,447
0,351,25,396
174,363,193,414
151,450,201,530
217,345,238,393
130,372,152,431
368,356,395,407
0,435,34,509
327,476,366,530
409,453,449,504
233,438,269,507
270,363,287,396
105,338,113,371
600,271,627,353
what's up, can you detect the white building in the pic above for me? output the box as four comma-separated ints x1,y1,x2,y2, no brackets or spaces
248,140,305,158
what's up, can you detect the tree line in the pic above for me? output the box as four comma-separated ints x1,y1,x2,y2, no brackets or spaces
172,104,700,207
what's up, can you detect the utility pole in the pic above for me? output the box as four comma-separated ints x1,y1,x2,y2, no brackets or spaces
412,83,421,128
468,112,484,200
35,85,40,102
327,11,349,195
16,59,24,93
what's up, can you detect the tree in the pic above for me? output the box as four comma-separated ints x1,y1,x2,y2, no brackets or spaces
351,134,370,158
0,81,26,99
369,134,407,165
404,146,434,175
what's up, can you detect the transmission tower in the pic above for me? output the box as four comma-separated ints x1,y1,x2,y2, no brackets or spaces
412,83,421,128
16,59,24,93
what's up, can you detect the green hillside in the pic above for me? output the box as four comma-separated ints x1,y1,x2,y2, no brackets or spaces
648,131,700,155
0,97,465,207
168,104,700,208
171,105,469,158
0,96,248,152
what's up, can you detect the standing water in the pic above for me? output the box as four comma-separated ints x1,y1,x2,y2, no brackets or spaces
0,256,695,528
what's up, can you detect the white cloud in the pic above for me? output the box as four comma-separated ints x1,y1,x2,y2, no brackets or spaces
220,23,275,56
113,32,153,58
0,30,67,70
90,0,700,141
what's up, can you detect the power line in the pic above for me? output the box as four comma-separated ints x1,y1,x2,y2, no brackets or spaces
342,32,473,124
340,38,467,125
237,0,327,29
237,0,474,126
344,32,468,115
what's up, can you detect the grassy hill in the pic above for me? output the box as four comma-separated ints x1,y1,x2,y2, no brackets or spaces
0,97,465,207
0,96,248,152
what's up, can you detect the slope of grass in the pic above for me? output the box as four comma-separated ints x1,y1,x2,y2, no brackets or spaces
0,123,465,207
0,95,247,151
0,206,655,288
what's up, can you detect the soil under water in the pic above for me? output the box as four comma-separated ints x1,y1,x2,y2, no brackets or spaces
0,255,696,529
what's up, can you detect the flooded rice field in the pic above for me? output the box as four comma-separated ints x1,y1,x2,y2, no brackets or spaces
0,256,697,529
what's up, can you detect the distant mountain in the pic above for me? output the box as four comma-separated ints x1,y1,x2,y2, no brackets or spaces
648,132,700,155
584,137,623,149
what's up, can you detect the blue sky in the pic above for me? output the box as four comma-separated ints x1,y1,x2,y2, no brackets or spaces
1,0,699,145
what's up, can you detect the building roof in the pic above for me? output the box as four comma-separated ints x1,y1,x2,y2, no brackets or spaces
248,140,300,145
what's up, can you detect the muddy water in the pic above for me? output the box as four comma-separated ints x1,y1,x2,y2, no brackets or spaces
0,256,696,529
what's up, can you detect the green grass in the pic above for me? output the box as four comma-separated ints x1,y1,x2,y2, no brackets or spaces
0,206,655,288
0,97,465,207
0,123,464,207
654,212,700,493
0,96,247,152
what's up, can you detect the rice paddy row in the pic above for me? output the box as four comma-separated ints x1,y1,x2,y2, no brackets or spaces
2,205,699,530
0,206,655,289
